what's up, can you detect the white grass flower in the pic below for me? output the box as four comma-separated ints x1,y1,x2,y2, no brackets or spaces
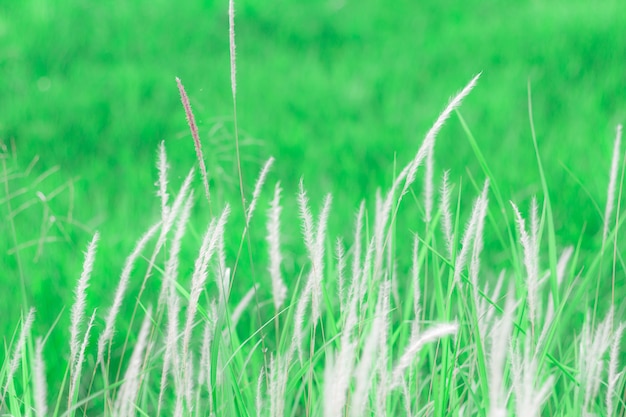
373,187,396,280
1,307,35,406
357,240,376,317
376,280,392,416
69,309,97,403
184,351,195,412
340,243,364,353
401,73,481,200
350,281,386,417
151,167,195,304
440,170,454,258
336,238,346,314
183,205,230,370
231,284,259,328
32,338,47,417
606,322,625,416
298,180,332,328
424,142,434,223
323,343,356,417
180,207,229,406
454,180,489,286
201,303,217,415
97,221,161,366
156,165,194,244
246,156,274,226
216,245,230,307
530,197,539,241
228,0,237,98
70,232,99,375
351,202,365,294
510,337,554,417
158,285,181,417
267,182,287,311
325,265,361,416
538,246,574,351
174,392,184,417
580,308,614,414
158,190,195,310
510,198,539,332
530,198,539,296
400,379,414,417
114,308,153,417
556,245,573,287
291,274,312,363
391,322,458,389
156,140,170,221
469,185,489,293
256,368,264,417
314,193,333,310
487,288,516,417
603,124,622,245
198,308,216,387
268,354,289,417
298,179,316,262
410,234,421,337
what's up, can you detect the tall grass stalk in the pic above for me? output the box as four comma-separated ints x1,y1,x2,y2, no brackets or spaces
176,77,211,209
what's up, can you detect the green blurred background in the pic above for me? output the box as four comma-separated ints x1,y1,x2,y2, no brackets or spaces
1,0,625,379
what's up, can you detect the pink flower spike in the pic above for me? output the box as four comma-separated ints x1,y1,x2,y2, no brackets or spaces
176,77,211,207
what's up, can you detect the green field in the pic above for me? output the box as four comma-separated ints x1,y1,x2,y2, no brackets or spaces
2,0,626,415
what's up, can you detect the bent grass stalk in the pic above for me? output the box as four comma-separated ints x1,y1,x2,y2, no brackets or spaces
176,77,211,210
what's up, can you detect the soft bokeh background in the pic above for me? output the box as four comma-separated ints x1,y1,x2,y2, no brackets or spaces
1,0,625,384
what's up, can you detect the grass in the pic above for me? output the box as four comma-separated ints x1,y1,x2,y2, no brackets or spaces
2,0,626,415
2,0,626,310
2,69,626,415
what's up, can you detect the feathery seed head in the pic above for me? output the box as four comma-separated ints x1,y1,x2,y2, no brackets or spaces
267,182,287,310
70,231,99,370
603,124,622,245
176,77,211,206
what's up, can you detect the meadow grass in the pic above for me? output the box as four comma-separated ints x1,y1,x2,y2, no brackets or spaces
2,1,626,415
1,71,626,415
